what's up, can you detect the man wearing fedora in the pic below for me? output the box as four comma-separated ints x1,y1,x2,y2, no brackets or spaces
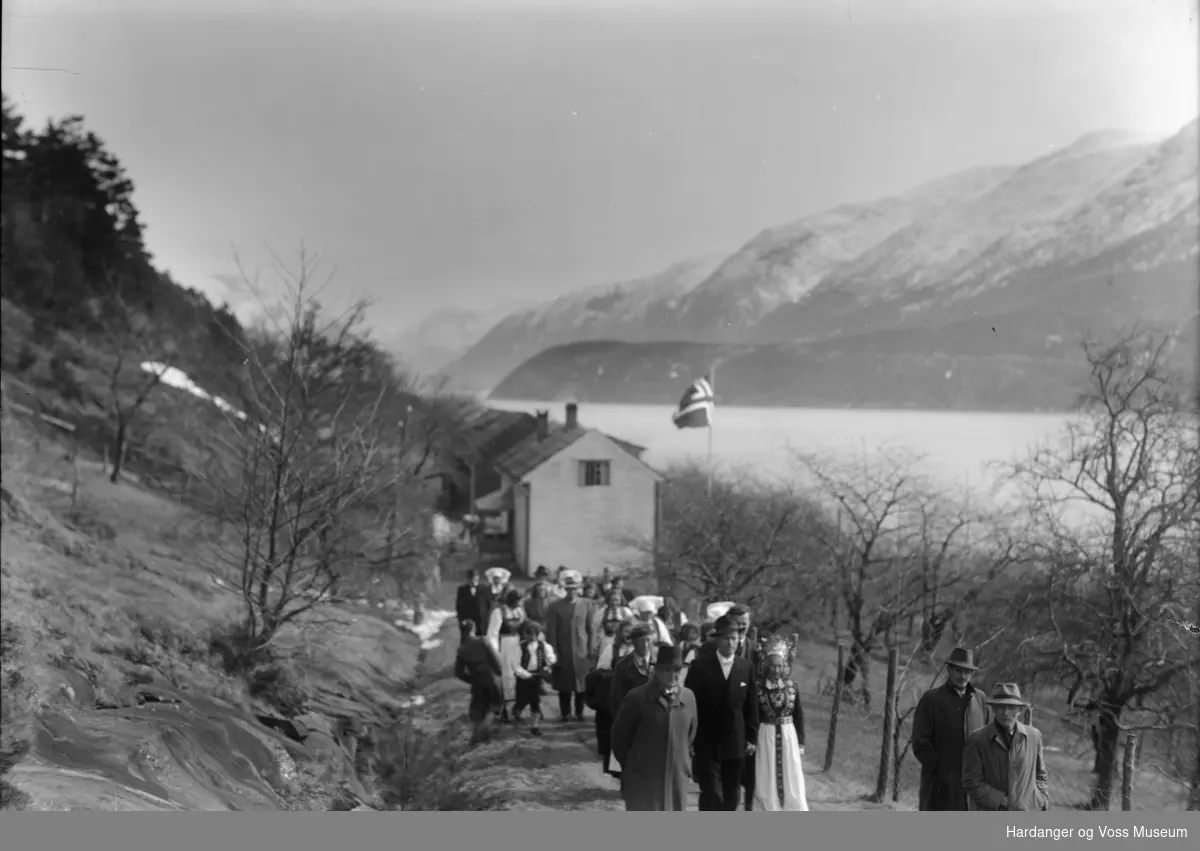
962,683,1050,812
911,647,992,811
685,614,760,811
545,569,594,722
610,644,698,811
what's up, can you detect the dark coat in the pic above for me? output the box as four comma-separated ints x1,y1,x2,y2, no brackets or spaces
684,652,759,762
962,722,1049,812
610,682,698,811
455,583,492,632
454,636,502,722
610,652,651,717
911,681,992,811
524,595,549,625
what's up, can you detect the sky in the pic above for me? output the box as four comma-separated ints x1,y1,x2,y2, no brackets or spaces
3,0,1197,336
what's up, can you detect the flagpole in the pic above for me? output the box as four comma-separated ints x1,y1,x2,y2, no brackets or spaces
707,361,716,499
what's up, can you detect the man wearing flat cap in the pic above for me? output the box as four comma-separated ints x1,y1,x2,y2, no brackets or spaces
962,683,1049,812
911,647,992,811
610,622,656,719
610,644,698,811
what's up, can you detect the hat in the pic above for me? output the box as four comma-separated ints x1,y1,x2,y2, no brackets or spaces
534,565,550,579
504,588,522,607
706,601,735,622
627,623,655,642
986,683,1028,706
710,615,736,636
560,569,583,589
945,647,979,672
654,644,685,670
631,595,664,615
485,567,511,585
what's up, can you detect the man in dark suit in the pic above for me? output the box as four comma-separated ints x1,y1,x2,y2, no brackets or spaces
684,615,759,811
727,604,760,810
455,569,492,643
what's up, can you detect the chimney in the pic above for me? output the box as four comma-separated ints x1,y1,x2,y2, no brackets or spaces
535,410,549,441
565,403,578,430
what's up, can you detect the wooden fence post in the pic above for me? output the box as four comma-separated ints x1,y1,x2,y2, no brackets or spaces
874,647,900,803
824,643,845,773
1121,733,1138,811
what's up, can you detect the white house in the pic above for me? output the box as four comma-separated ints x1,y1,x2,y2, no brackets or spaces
487,403,662,578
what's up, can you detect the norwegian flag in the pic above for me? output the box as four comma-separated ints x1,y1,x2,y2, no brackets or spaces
671,376,714,429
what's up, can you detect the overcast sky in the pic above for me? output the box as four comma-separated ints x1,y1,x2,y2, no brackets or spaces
3,0,1197,333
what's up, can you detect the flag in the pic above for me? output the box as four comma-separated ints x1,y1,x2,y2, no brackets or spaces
671,376,714,429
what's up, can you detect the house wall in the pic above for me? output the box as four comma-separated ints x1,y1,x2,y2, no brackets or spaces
525,430,659,578
513,483,530,575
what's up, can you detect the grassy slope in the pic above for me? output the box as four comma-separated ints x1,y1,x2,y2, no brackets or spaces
0,403,432,810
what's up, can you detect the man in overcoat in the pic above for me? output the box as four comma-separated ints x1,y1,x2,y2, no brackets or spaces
684,615,759,811
610,644,698,811
911,647,992,810
545,569,593,722
962,683,1049,812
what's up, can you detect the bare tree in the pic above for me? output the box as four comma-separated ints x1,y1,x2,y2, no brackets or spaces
648,461,829,615
96,271,183,483
198,247,414,660
1002,327,1199,811
794,449,1017,707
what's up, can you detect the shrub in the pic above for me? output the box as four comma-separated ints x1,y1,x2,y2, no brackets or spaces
0,623,35,810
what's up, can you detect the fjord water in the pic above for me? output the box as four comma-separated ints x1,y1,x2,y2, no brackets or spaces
489,400,1074,510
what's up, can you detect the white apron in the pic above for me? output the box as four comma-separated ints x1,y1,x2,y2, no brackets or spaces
753,682,809,811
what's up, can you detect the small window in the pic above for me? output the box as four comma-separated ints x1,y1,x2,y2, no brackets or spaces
578,460,611,487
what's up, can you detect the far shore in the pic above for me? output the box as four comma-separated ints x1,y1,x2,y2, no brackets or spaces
485,395,1079,418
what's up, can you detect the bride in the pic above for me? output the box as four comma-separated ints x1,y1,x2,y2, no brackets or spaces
752,634,809,811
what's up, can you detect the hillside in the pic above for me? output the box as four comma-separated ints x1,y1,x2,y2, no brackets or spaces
440,253,727,394
381,301,533,381
488,119,1198,410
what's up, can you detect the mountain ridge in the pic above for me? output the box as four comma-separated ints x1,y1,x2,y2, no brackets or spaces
447,118,1196,407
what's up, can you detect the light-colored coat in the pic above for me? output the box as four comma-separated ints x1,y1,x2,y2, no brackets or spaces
545,596,593,694
962,721,1050,812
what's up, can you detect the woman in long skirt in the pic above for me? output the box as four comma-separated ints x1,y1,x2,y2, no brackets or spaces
486,587,527,722
752,633,809,811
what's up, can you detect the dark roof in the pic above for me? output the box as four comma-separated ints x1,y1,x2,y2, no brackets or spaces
494,426,589,478
454,409,536,462
494,423,658,480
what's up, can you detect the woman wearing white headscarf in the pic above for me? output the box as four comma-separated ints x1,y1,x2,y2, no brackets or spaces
590,586,634,662
630,595,673,650
484,567,514,620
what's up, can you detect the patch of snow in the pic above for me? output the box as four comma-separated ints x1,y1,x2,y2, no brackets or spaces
397,695,427,710
392,607,456,648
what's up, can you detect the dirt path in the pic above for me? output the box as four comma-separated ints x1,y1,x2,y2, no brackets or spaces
477,714,888,811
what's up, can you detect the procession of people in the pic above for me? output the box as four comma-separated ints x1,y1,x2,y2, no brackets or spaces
456,564,1049,812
